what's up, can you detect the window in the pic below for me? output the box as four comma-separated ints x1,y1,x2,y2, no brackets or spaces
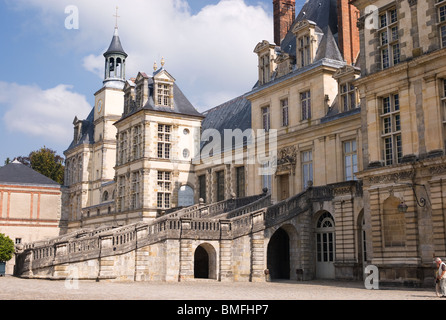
261,161,272,193
15,238,22,245
302,150,313,189
156,83,172,107
344,140,358,181
132,125,143,160
381,94,402,165
442,79,446,123
260,54,271,84
102,191,109,202
236,166,246,198
262,106,271,131
216,170,225,202
340,83,358,112
198,175,206,203
298,35,311,67
131,171,141,210
157,171,171,209
158,124,172,159
438,0,446,47
281,98,289,127
378,8,400,69
119,131,128,165
316,212,335,263
301,91,311,120
118,175,126,212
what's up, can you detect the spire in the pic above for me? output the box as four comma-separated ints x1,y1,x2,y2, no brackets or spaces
103,27,127,58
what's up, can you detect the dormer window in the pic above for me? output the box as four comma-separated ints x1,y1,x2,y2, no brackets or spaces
298,35,311,67
157,83,172,107
254,40,277,85
292,20,319,69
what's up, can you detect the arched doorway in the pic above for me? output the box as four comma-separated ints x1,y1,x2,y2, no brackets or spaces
267,228,290,280
315,212,335,279
194,243,217,279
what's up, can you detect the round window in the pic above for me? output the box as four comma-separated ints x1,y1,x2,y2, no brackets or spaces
183,128,190,135
183,149,190,159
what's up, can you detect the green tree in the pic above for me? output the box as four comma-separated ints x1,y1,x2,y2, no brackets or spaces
0,234,14,262
29,147,65,185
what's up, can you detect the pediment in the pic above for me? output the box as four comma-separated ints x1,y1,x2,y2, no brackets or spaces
153,69,176,83
291,19,316,34
254,40,275,54
333,65,361,79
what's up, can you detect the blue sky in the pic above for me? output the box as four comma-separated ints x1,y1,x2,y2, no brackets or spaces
0,0,305,165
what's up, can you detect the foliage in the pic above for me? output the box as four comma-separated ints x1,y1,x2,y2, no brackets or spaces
9,147,65,185
0,234,14,263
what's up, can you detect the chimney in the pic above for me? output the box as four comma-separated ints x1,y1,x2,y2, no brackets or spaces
337,0,360,65
273,0,296,46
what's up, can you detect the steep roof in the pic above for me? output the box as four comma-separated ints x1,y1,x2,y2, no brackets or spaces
200,95,251,152
65,108,95,153
0,161,60,186
104,27,127,57
280,0,340,58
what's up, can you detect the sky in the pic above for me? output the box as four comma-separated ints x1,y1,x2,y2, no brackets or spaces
0,0,306,165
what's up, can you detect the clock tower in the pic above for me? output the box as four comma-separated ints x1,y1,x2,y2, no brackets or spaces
90,25,127,204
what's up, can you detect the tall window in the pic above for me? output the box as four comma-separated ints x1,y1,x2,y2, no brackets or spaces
301,91,311,120
119,131,128,165
132,125,142,160
344,140,358,181
118,175,126,212
381,94,402,165
157,171,171,209
157,83,172,107
236,166,246,198
158,124,172,159
216,170,225,202
198,175,206,203
281,98,289,127
438,0,446,47
442,79,446,123
131,171,141,210
340,83,357,112
378,8,400,69
262,106,271,131
260,54,270,84
298,35,311,67
302,150,313,189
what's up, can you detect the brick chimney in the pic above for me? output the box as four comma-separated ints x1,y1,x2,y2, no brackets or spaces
337,0,360,65
273,0,296,46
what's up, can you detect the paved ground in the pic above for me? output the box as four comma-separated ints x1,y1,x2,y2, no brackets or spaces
0,275,441,301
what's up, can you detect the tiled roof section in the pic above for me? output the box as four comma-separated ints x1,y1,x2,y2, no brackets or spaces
0,161,60,186
65,108,95,152
280,0,340,58
200,95,251,151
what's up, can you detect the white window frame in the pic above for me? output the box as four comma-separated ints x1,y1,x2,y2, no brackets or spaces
437,0,446,48
157,124,172,159
157,171,171,209
378,8,400,69
343,140,358,181
302,150,313,189
281,98,289,127
381,94,402,165
301,91,311,121
340,82,358,112
262,106,271,131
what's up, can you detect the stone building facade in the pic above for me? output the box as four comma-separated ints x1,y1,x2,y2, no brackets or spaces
14,0,446,286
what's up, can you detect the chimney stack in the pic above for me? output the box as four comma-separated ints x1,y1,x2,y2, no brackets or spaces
337,0,360,65
273,0,296,46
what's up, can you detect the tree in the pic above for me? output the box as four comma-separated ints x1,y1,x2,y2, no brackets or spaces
0,234,14,263
29,147,65,185
4,158,11,165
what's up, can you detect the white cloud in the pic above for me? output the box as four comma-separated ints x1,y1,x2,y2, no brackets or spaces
9,0,272,111
0,82,92,144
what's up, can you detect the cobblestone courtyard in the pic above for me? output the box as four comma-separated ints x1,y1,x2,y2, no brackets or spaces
0,276,440,300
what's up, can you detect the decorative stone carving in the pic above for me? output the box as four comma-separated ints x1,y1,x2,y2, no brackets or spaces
276,145,297,175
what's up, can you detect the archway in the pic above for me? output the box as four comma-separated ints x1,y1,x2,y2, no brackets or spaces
267,228,290,280
194,243,217,279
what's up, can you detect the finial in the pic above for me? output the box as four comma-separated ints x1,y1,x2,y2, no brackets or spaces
161,57,165,68
114,6,120,29
153,61,158,71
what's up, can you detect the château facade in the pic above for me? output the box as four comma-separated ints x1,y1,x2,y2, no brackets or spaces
13,0,446,287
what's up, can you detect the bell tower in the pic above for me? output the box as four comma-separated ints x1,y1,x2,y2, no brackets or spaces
103,12,127,89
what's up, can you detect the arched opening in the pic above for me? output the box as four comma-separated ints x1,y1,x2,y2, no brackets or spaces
315,211,335,279
267,228,290,280
178,185,194,207
194,243,217,280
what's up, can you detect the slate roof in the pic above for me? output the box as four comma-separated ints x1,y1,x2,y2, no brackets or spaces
65,107,95,153
104,28,127,57
0,161,60,186
280,0,339,57
200,95,252,152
